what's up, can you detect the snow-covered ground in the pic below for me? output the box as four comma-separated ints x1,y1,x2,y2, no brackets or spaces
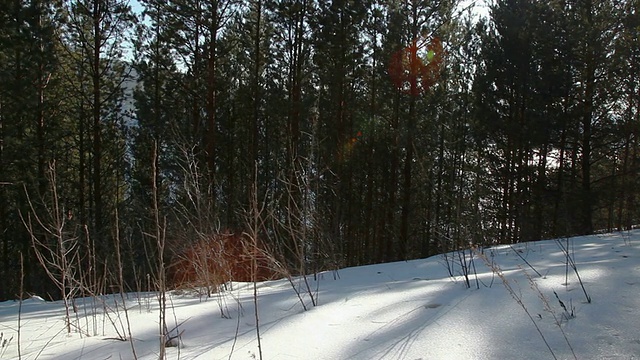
1,230,639,359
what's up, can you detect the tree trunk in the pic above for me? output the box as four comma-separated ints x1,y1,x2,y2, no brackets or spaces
580,0,596,235
251,0,262,186
0,95,6,300
400,94,414,259
92,0,103,241
385,91,401,262
78,51,87,227
206,10,218,186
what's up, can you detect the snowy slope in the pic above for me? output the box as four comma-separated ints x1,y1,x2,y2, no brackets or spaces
1,230,639,359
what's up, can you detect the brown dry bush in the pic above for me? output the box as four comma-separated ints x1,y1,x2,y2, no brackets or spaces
167,231,277,290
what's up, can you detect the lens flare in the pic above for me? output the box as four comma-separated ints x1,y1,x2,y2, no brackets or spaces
389,37,443,96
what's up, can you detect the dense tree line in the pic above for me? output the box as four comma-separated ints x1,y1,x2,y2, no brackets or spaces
0,0,637,300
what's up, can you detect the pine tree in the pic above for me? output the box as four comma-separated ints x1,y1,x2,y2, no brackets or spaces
0,0,72,298
612,0,640,230
60,0,134,261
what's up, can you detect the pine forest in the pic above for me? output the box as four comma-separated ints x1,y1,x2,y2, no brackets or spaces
0,0,638,301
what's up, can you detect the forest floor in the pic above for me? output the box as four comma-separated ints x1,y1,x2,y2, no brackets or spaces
1,230,639,359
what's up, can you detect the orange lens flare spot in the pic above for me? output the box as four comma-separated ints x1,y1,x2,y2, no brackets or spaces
389,37,443,96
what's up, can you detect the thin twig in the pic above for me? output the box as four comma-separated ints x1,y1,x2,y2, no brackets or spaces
509,245,542,277
18,252,23,360
477,250,558,360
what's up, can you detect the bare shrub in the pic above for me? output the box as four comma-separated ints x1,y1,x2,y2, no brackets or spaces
167,231,277,291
